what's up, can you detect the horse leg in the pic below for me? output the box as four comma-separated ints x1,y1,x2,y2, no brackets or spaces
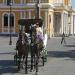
17,55,21,71
35,54,39,74
16,51,18,65
25,55,28,74
21,55,25,69
34,55,36,69
42,56,44,66
30,53,34,72
14,50,18,65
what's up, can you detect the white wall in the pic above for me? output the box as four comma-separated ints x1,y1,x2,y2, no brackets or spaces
72,12,75,34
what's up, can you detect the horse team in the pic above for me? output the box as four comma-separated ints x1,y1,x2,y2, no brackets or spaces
14,21,47,74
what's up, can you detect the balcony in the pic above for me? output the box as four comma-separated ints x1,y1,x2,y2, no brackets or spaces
54,3,65,7
0,3,31,8
0,2,54,9
53,3,72,11
30,0,48,3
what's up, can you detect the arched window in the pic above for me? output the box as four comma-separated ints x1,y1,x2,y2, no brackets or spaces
10,14,14,26
7,0,11,5
4,14,14,27
3,0,14,5
21,0,26,4
4,14,8,26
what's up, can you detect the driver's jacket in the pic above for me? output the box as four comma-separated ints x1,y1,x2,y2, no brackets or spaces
36,27,43,40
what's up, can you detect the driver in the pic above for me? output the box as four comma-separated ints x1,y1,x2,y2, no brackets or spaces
36,22,43,41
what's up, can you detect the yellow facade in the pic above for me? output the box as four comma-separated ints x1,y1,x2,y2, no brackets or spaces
14,0,20,4
0,0,72,37
0,0,2,3
64,0,71,5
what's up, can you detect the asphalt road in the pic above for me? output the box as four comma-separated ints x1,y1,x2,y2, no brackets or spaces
0,36,75,75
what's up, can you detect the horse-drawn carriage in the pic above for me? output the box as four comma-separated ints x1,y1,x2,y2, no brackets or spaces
14,19,47,74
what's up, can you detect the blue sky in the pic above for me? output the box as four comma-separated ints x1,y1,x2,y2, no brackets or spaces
72,0,75,8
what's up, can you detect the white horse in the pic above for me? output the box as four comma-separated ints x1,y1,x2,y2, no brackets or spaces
40,33,48,57
37,26,48,59
43,33,48,49
36,26,48,53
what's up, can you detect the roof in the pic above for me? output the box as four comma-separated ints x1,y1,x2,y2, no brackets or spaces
18,19,43,27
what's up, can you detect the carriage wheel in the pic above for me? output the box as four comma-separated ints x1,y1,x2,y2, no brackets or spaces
41,56,44,66
44,55,47,62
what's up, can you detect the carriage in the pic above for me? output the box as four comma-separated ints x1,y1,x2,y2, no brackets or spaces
14,19,47,74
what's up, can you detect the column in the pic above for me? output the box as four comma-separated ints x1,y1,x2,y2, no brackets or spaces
2,15,4,32
61,12,64,33
8,14,10,33
71,12,73,34
45,11,48,33
14,15,16,33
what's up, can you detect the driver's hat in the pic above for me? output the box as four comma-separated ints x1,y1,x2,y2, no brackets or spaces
36,22,39,25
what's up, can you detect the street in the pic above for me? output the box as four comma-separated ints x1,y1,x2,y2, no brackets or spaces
0,36,75,75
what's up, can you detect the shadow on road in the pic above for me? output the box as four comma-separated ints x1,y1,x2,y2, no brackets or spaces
47,50,75,59
0,52,15,55
0,60,17,75
64,44,75,47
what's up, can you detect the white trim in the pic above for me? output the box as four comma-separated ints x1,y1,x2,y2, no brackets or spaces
0,9,48,12
0,3,54,8
29,11,31,19
0,9,34,12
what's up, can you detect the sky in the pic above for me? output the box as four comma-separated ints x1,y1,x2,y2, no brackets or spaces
72,0,75,8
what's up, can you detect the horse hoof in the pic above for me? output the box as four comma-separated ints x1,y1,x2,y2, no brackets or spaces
16,69,20,72
35,72,39,75
30,69,33,72
17,67,20,72
25,72,28,74
30,69,35,72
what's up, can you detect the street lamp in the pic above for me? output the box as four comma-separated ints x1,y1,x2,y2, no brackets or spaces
9,1,12,45
35,0,40,19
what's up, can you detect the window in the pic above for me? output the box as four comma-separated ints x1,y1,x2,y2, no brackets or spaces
21,12,26,19
21,0,26,4
3,0,6,4
4,14,14,27
32,0,37,3
10,14,14,26
4,14,8,26
7,0,11,5
54,0,64,4
3,0,14,5
40,0,46,3
32,0,47,3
